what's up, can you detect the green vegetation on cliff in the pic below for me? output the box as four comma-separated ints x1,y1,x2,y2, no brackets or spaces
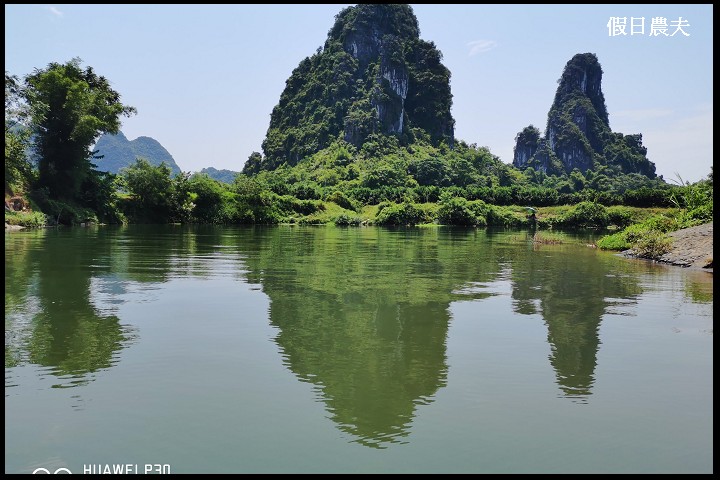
256,4,454,172
513,53,656,179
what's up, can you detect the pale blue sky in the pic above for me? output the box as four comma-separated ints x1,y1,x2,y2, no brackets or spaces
5,4,714,182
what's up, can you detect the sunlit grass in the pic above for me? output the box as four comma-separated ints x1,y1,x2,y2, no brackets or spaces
532,231,564,244
4,210,48,227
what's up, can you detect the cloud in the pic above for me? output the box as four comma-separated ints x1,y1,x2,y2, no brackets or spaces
467,40,498,57
45,5,63,17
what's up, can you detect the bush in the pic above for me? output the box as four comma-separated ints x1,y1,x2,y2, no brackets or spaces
676,204,713,228
597,215,676,253
376,201,392,215
290,182,322,200
437,196,486,226
560,201,609,229
374,202,428,226
187,174,228,223
486,206,525,227
298,217,326,225
633,232,673,258
29,189,97,225
606,206,635,229
334,213,362,226
641,214,678,233
622,186,673,207
275,195,324,216
596,232,630,250
4,210,48,227
326,190,359,212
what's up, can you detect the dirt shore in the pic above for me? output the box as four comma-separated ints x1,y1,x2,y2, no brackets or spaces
623,222,713,272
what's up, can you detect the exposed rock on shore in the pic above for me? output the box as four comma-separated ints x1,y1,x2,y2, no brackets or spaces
624,222,713,271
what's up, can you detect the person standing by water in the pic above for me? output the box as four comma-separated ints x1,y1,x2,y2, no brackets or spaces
526,207,537,226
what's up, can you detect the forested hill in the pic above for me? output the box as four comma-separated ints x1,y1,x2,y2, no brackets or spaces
199,167,240,184
253,3,455,172
513,53,656,179
94,131,182,175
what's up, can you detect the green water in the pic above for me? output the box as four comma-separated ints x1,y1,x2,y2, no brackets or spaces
4,225,713,473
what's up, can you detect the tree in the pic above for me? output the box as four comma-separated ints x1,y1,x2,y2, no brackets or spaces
408,156,446,186
120,158,174,219
23,58,136,201
5,72,33,194
242,151,263,175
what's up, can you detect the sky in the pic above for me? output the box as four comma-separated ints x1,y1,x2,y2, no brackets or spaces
4,4,714,183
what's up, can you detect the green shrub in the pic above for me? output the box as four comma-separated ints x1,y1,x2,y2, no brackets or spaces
298,217,326,225
326,190,359,212
29,189,97,225
486,206,525,227
374,202,428,226
633,232,673,258
275,195,324,216
376,201,392,214
606,206,635,228
597,216,675,254
4,210,48,227
334,213,362,226
596,232,630,250
559,201,609,229
437,196,486,226
676,203,713,228
641,214,678,232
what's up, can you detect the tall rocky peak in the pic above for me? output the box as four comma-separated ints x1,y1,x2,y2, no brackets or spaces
513,53,656,178
257,4,454,172
331,3,419,68
550,52,608,127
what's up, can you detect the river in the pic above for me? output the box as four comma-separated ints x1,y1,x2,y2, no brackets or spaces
4,225,713,473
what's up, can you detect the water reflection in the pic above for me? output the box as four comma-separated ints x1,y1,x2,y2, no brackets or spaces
683,270,714,304
239,227,505,448
4,225,712,449
506,234,644,402
5,228,135,388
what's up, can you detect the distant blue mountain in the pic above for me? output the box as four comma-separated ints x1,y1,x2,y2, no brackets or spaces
198,167,240,184
94,131,182,175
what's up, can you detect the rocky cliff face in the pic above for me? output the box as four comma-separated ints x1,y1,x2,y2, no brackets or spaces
259,4,454,171
513,53,656,178
94,132,181,175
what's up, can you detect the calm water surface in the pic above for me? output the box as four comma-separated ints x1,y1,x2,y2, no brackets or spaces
4,225,713,473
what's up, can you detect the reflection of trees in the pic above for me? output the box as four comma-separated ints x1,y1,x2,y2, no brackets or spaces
509,239,643,401
5,224,663,437
5,230,41,369
272,297,449,447
110,224,251,284
683,270,713,304
5,228,135,387
240,226,504,448
5,224,252,388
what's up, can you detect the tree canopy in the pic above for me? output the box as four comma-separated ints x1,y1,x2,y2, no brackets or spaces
23,57,136,201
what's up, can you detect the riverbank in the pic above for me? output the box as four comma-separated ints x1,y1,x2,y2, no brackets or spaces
622,222,713,272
